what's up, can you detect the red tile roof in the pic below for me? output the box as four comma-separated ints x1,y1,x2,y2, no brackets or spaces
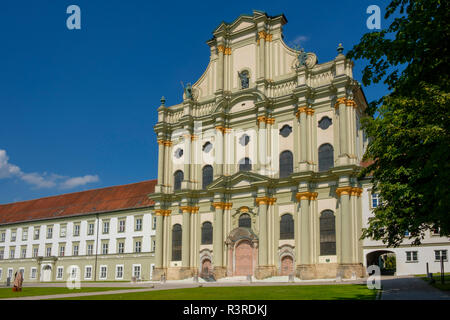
0,180,157,226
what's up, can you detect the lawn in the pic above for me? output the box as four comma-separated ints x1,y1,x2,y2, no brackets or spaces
55,284,378,300
420,275,450,291
0,286,143,299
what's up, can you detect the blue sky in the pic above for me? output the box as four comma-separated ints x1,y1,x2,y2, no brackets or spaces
0,0,392,204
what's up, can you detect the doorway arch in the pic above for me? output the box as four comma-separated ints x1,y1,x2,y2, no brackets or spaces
234,240,253,276
366,250,396,275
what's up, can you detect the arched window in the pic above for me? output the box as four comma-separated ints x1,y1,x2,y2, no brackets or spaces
279,151,293,178
174,170,184,191
280,214,294,239
238,213,251,228
202,165,213,189
201,222,213,245
318,144,334,172
239,158,252,172
172,224,182,261
320,210,336,255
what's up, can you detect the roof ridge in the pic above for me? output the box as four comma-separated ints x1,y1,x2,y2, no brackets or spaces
0,179,157,207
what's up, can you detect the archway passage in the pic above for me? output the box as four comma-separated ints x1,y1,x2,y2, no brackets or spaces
235,240,253,276
366,250,396,275
280,256,294,276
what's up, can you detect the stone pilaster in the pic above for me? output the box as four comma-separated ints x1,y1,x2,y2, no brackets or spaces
255,195,277,279
212,201,224,268
181,206,191,267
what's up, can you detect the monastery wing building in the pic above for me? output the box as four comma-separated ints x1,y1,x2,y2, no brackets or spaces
0,11,448,283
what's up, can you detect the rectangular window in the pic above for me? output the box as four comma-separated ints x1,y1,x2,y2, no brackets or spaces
0,268,2,280
134,241,141,253
19,268,25,280
435,250,448,261
85,266,92,280
103,221,109,234
47,226,53,239
46,247,52,257
10,248,15,259
0,232,5,242
0,249,4,260
73,224,80,236
371,193,380,208
406,251,418,262
30,268,37,279
116,265,123,279
71,266,78,278
88,223,95,235
135,218,142,231
73,244,79,256
152,217,157,230
33,247,39,258
102,243,108,255
11,231,16,242
118,242,125,254
60,225,67,238
8,268,13,280
57,267,63,279
22,229,28,241
59,245,65,257
34,228,40,240
118,220,126,233
100,266,107,279
87,244,93,256
21,248,27,258
151,240,156,252
133,265,141,279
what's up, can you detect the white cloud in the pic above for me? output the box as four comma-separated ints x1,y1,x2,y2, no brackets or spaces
0,149,99,190
290,35,309,47
0,150,21,178
60,175,99,189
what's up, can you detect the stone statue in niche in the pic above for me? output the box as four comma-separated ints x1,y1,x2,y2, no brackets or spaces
238,70,249,89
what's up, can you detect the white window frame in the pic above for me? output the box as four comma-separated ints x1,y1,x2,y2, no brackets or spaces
73,244,79,256
56,267,64,279
118,219,126,233
0,231,5,242
118,241,125,254
102,243,108,255
406,251,418,262
99,265,107,280
103,221,110,234
22,229,28,241
132,264,141,280
33,247,39,258
84,265,92,280
152,217,157,230
8,268,13,280
34,228,40,240
30,267,37,279
115,264,124,280
21,247,27,258
59,245,65,257
371,193,380,209
11,231,16,242
46,246,52,257
60,225,67,238
135,217,143,231
47,226,53,239
134,240,142,253
87,243,94,256
88,223,95,235
10,248,15,259
73,224,80,237
435,250,448,262
0,248,4,260
0,268,3,280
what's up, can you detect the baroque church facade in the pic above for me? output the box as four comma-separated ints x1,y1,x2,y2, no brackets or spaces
151,10,370,280
1,11,448,283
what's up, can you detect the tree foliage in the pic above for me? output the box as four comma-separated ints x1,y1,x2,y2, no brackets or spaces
347,0,450,246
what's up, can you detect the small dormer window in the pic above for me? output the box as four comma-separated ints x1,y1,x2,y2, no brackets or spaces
238,70,249,89
279,125,292,137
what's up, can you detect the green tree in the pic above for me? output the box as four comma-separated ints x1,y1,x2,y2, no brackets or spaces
347,0,450,246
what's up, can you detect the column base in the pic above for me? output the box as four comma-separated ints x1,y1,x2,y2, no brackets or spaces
296,264,317,280
152,267,168,281
255,265,277,280
166,267,195,280
213,266,227,280
296,263,365,280
336,263,365,279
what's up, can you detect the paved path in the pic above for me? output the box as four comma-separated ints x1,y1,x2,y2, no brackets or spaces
381,276,450,300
